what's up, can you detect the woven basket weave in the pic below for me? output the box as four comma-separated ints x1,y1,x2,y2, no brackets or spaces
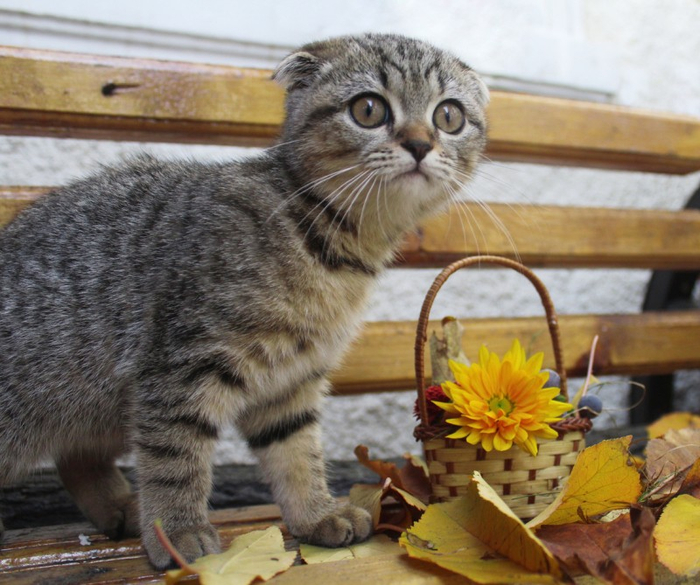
414,255,591,520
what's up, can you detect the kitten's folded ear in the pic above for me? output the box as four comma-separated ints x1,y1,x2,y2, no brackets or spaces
473,75,490,108
272,51,322,91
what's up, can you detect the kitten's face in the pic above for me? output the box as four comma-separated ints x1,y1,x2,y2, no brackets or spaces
274,33,489,232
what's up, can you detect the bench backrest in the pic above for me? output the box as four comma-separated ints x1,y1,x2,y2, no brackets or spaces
2,45,700,395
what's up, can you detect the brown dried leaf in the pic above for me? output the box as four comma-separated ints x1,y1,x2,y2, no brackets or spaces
644,429,700,499
354,445,403,486
537,508,655,585
349,477,425,533
398,454,432,504
353,445,431,504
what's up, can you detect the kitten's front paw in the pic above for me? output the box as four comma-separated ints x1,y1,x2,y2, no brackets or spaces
304,504,373,548
144,522,221,570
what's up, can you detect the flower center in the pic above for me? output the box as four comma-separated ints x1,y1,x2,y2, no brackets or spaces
488,396,514,415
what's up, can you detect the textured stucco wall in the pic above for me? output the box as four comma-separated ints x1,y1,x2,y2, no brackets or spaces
1,0,699,464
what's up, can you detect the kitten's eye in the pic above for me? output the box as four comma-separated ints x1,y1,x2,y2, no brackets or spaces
433,100,465,134
349,94,389,129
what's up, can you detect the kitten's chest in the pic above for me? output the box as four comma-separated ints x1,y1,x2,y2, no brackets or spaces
233,266,374,398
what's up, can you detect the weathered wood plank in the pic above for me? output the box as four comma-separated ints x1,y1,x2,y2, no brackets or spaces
409,203,700,270
2,46,700,173
4,187,700,270
333,311,700,394
487,92,700,174
0,506,284,584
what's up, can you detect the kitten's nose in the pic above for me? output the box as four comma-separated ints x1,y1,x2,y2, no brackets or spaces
401,139,433,163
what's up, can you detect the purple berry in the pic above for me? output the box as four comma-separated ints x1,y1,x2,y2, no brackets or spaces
578,394,603,418
541,369,561,389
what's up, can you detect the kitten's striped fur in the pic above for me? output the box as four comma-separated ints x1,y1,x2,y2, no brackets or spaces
0,33,488,568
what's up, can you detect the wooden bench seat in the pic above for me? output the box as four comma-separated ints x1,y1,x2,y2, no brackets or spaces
1,44,700,584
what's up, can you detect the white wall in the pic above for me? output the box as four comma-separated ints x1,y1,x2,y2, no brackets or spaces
1,0,699,464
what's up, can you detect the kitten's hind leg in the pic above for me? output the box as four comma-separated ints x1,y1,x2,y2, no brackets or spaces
241,382,372,547
57,453,140,540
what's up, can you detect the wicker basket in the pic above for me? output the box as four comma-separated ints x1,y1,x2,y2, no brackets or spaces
414,255,591,520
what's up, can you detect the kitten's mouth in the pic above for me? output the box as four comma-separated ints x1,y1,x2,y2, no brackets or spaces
400,167,429,181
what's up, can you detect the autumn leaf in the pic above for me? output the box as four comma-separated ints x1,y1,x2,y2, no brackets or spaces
537,508,655,585
349,477,426,533
644,428,700,500
300,534,397,564
397,453,432,504
647,412,700,439
528,437,642,529
354,445,403,487
400,472,568,584
351,445,429,533
160,525,296,585
353,445,431,503
678,458,700,498
654,494,700,578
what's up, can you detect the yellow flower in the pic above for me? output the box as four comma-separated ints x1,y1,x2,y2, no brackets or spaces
433,339,572,456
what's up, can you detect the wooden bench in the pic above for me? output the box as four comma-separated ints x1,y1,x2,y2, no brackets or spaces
1,45,700,583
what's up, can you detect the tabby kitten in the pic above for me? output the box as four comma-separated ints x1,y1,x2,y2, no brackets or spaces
0,33,488,568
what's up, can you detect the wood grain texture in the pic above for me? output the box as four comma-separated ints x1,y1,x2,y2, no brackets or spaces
410,203,700,270
2,46,700,173
4,187,700,270
0,504,686,585
332,311,700,395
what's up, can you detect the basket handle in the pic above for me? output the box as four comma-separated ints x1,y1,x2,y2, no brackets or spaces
414,255,567,426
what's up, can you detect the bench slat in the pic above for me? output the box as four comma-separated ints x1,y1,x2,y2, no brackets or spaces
2,46,700,174
333,311,700,395
0,508,458,585
4,187,700,270
0,506,284,584
411,203,700,270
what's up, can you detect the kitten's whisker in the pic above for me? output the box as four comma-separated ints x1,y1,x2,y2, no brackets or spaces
353,171,381,242
451,173,522,262
376,175,392,245
306,170,371,255
265,139,302,151
330,169,374,247
265,164,361,224
466,165,538,209
306,171,369,243
472,197,522,264
446,181,483,257
453,166,536,233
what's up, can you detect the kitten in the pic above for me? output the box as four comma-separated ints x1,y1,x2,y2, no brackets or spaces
0,33,488,568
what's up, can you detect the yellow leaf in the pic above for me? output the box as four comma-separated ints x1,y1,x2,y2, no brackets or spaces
647,412,700,439
164,526,297,585
300,534,397,564
399,472,566,584
393,486,427,512
528,437,642,529
349,482,386,526
655,494,700,577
